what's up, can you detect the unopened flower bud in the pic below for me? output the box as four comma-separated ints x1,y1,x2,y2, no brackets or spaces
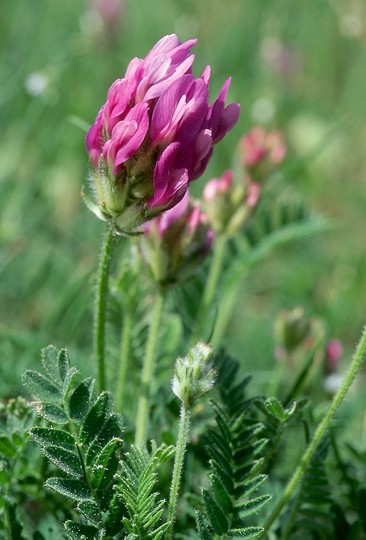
172,342,215,407
203,170,261,236
274,307,311,354
141,193,214,286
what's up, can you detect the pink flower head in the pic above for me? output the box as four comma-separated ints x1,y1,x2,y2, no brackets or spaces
203,170,233,201
85,35,240,233
203,170,260,236
142,193,214,285
240,126,286,172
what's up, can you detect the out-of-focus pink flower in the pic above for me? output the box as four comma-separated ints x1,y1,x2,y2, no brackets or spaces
246,181,261,208
325,339,343,374
203,170,260,236
260,37,301,78
85,34,240,233
203,170,233,201
239,126,286,173
90,0,125,25
141,193,214,285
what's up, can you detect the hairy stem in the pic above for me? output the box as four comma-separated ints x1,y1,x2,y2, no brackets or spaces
166,404,191,540
116,309,133,412
260,324,366,537
135,289,165,445
191,234,227,344
93,224,116,393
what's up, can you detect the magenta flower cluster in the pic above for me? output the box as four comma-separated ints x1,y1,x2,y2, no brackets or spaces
86,34,240,229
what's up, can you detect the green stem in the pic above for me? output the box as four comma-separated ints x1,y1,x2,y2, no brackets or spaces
116,309,133,412
166,404,191,540
93,224,116,393
135,289,165,445
191,234,228,345
260,324,366,538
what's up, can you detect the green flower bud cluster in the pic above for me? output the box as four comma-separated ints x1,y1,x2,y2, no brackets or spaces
172,342,215,407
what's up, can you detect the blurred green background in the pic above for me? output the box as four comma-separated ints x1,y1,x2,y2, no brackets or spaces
1,0,366,408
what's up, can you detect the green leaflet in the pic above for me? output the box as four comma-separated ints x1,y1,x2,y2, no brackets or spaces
45,478,92,501
35,403,69,424
228,526,264,538
264,397,297,422
41,345,60,383
209,472,233,514
80,392,112,445
77,501,101,526
0,435,17,458
202,489,229,535
29,427,75,450
58,348,71,382
196,511,214,540
90,437,123,490
235,494,272,519
64,520,101,539
84,413,123,466
68,377,95,420
22,370,62,402
42,445,83,478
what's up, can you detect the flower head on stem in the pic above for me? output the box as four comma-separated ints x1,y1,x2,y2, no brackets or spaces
167,343,215,539
141,192,214,287
85,34,240,235
239,126,287,181
203,169,260,237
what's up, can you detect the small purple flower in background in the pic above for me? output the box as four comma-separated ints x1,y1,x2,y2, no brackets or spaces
85,34,240,234
90,0,125,27
140,193,214,286
203,170,260,236
325,339,343,374
80,0,125,42
260,37,302,79
239,126,286,180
